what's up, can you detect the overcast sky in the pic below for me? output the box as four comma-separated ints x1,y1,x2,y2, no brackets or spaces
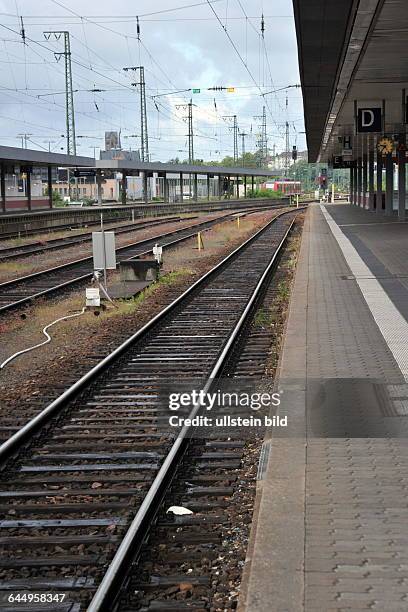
0,0,305,161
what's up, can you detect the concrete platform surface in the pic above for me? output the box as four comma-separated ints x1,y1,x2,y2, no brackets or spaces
239,203,408,612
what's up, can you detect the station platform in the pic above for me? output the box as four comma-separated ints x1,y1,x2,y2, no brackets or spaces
240,203,408,611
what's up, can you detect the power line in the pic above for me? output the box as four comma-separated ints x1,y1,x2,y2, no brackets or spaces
41,1,249,136
47,1,226,21
205,0,280,134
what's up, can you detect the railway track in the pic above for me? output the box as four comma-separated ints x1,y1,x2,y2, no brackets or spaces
0,216,194,261
0,209,263,315
0,200,290,241
117,229,301,612
0,208,301,611
0,215,135,241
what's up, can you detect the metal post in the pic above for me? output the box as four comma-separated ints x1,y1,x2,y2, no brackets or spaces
100,212,107,289
206,175,210,201
96,170,103,205
398,135,406,221
233,116,238,163
376,152,383,214
357,158,362,207
121,173,127,205
251,175,255,195
350,166,354,204
47,165,53,208
284,121,290,177
123,66,149,162
240,132,247,165
368,149,375,211
236,176,239,199
188,101,194,164
385,152,393,216
26,168,32,211
244,175,247,198
143,173,148,204
193,173,198,203
164,174,169,203
44,31,76,156
179,173,183,203
353,164,358,205
362,150,368,209
0,163,5,213
139,67,149,162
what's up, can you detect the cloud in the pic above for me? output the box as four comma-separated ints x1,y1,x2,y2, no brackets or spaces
0,0,305,160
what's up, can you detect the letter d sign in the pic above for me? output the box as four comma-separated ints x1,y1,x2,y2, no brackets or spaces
357,107,382,133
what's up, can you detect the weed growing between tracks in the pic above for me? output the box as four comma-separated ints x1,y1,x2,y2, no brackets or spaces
103,269,194,318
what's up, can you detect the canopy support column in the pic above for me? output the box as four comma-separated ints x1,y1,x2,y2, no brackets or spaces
398,135,406,221
376,152,383,214
0,163,5,213
385,152,393,216
368,150,375,211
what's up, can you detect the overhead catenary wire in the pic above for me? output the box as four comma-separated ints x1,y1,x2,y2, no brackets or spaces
205,0,282,135
45,0,240,133
0,2,302,159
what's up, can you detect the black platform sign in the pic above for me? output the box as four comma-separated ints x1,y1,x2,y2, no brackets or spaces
73,169,96,178
357,107,382,133
332,156,355,169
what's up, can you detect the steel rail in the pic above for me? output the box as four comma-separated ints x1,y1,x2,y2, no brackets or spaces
0,209,266,314
0,208,302,467
0,198,290,240
87,213,298,611
0,215,191,261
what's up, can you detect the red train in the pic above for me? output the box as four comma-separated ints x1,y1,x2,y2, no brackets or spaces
272,180,302,195
262,180,302,195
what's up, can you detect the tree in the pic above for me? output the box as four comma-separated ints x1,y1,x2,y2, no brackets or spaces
44,186,65,206
288,159,350,192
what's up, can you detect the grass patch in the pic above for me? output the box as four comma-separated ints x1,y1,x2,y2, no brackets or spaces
254,306,279,328
277,280,290,302
102,268,194,319
0,261,33,277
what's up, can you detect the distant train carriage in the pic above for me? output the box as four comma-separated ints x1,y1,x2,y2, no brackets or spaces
272,180,302,195
262,180,302,195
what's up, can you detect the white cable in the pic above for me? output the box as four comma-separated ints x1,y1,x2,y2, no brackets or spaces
0,307,87,370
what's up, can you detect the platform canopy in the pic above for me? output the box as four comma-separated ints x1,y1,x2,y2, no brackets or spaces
0,145,94,168
294,0,408,163
96,159,281,178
